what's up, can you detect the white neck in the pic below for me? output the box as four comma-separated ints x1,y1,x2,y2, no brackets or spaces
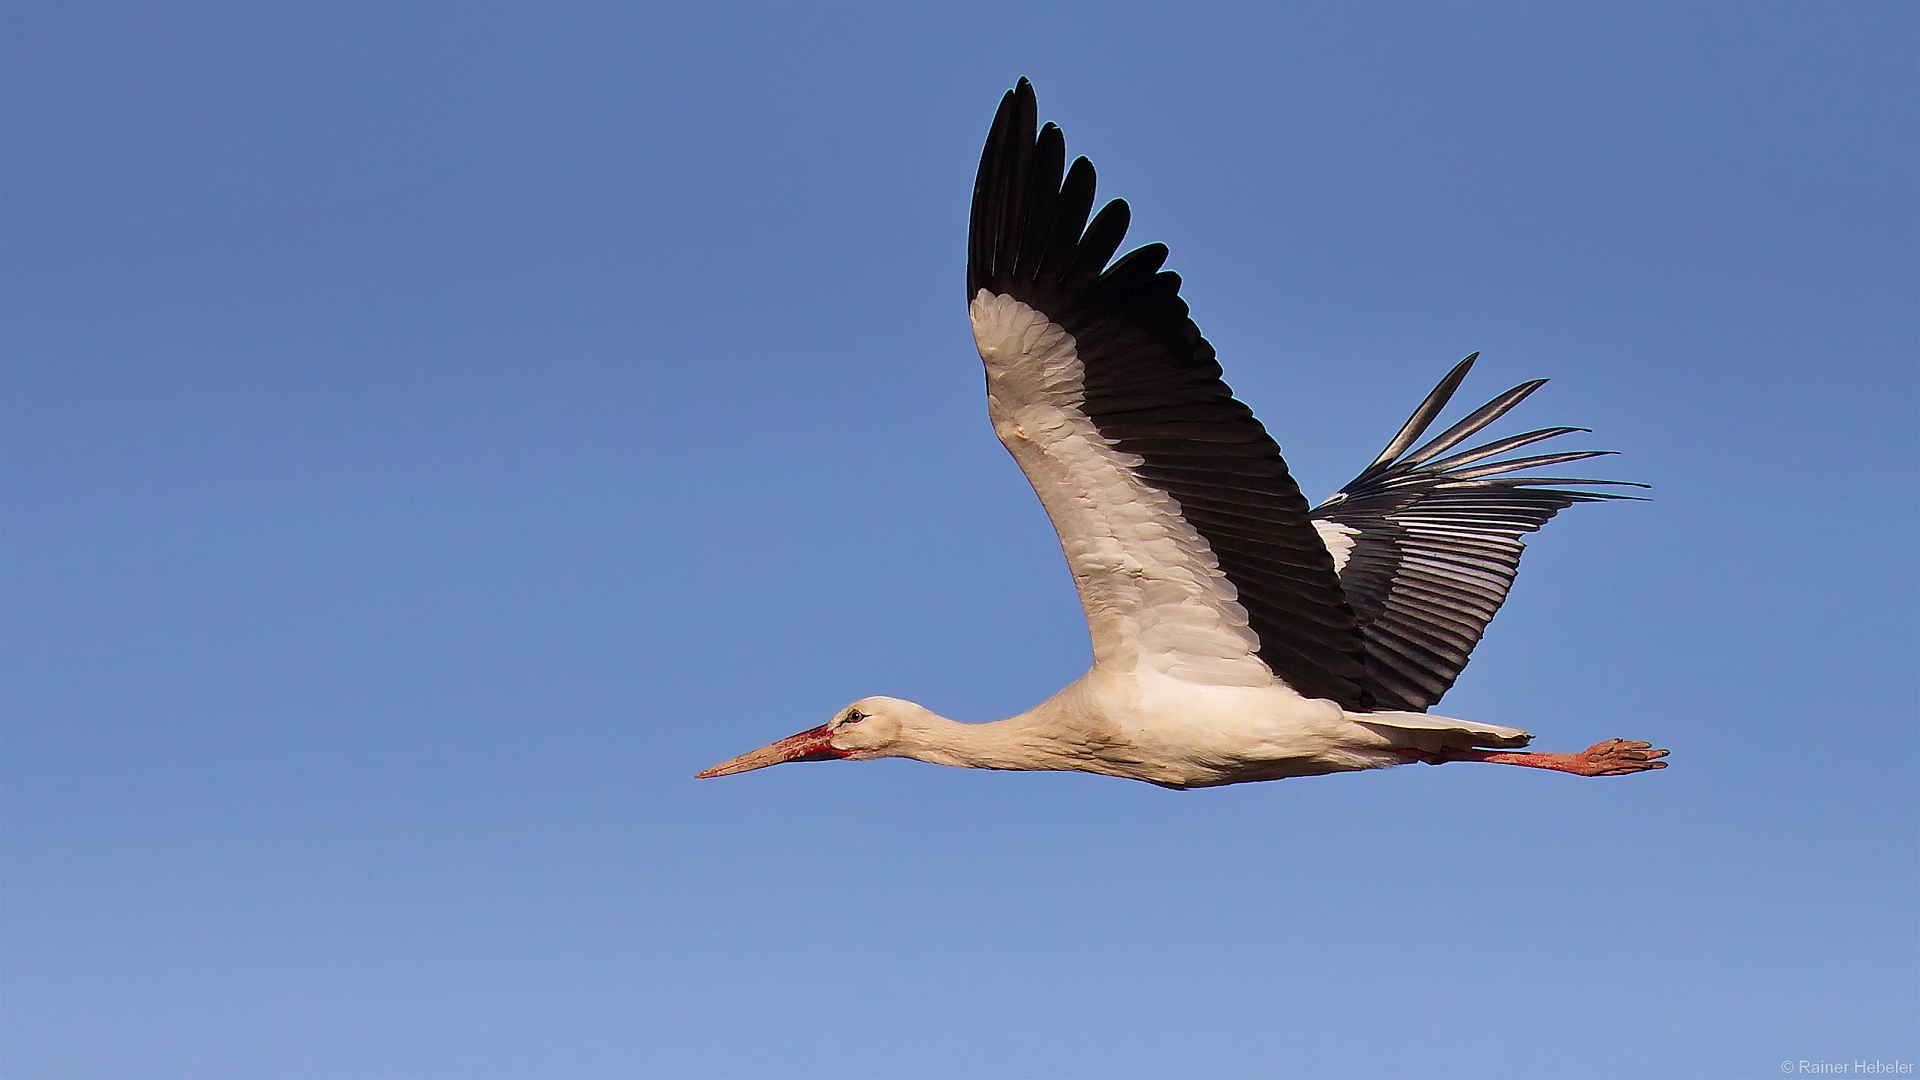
891,699,1094,773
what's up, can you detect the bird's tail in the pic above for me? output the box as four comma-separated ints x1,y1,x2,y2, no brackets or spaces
1352,710,1533,753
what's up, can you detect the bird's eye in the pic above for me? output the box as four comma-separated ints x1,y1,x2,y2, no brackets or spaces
843,709,866,724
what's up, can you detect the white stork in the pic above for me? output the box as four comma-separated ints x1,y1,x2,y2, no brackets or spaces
699,79,1667,789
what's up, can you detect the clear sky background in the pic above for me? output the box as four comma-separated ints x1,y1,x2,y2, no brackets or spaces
3,3,1915,1077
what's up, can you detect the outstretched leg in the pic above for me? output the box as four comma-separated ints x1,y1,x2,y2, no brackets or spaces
1401,738,1669,776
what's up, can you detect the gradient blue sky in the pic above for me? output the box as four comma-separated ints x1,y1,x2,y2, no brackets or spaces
4,3,1915,1077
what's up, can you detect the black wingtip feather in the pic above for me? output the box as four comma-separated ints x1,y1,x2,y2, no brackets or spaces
1070,198,1132,281
1358,353,1478,482
1100,242,1170,292
1400,379,1549,469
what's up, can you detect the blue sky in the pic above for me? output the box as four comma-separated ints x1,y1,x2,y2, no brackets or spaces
3,3,1914,1077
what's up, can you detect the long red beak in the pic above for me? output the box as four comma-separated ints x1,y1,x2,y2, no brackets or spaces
696,724,848,779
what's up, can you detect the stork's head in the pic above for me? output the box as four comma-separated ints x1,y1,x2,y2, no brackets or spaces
695,696,918,778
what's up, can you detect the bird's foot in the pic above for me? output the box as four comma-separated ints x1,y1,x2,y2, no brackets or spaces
1570,738,1669,776
1421,738,1670,776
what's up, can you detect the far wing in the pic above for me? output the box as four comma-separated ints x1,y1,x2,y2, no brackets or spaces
968,80,1369,705
1311,355,1642,711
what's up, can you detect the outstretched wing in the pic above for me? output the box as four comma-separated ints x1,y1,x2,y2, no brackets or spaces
1311,355,1642,711
968,79,1369,706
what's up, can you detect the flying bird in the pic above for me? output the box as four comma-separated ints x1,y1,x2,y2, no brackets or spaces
699,79,1666,789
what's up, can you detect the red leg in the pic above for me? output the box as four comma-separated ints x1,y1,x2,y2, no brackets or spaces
1400,739,1669,776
